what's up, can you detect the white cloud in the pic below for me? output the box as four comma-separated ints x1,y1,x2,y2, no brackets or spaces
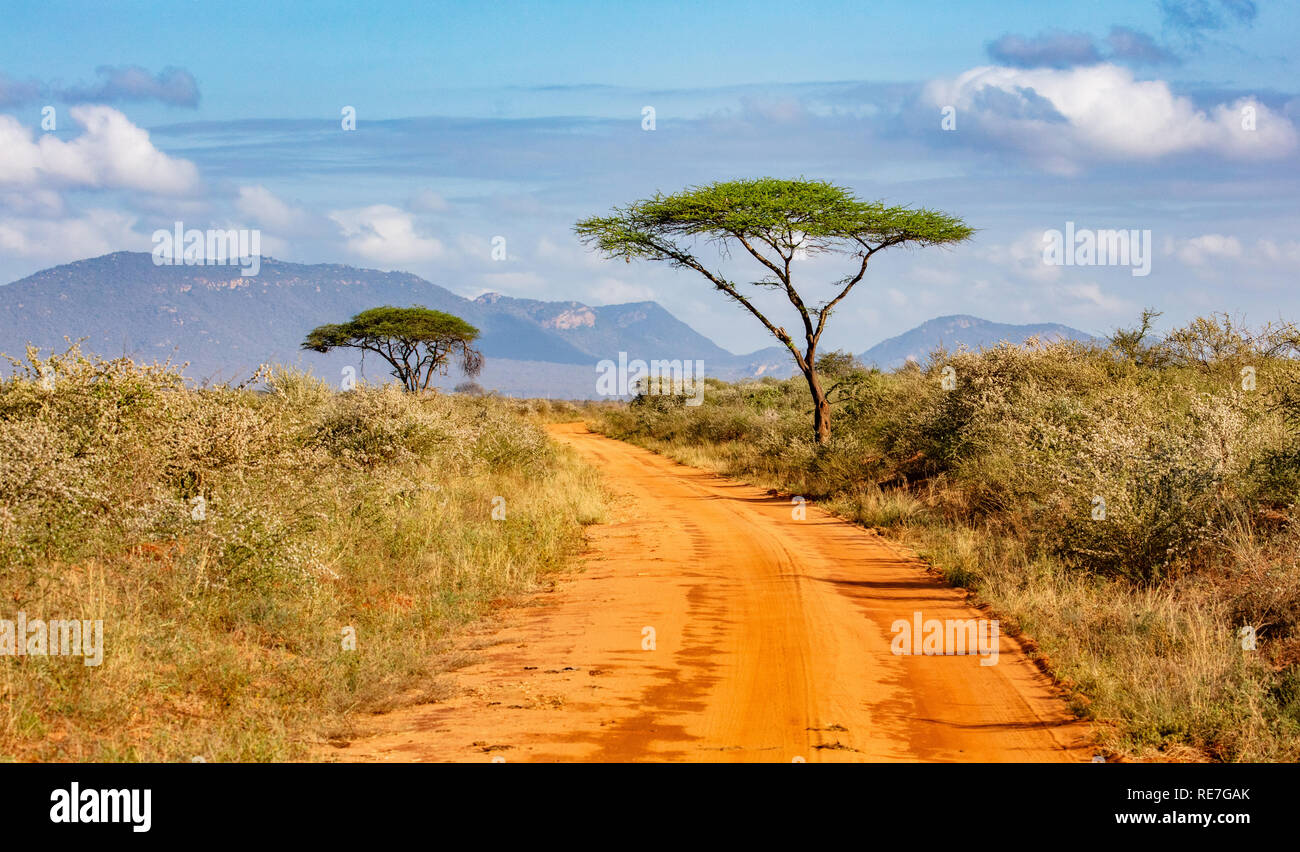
0,188,65,217
0,208,145,259
236,185,310,232
408,189,449,213
925,64,1298,170
0,106,199,194
1061,281,1130,313
974,230,1063,282
1170,233,1243,266
329,204,445,264
1258,239,1300,264
586,276,655,304
1166,234,1300,284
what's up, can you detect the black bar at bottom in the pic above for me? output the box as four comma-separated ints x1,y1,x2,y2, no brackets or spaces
0,762,1284,841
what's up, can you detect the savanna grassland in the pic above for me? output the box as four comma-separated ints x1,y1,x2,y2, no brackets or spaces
0,345,606,761
594,314,1300,762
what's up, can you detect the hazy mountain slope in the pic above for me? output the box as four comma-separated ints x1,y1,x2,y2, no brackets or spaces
859,314,1097,370
474,292,737,361
0,253,589,379
0,253,793,390
0,254,1096,396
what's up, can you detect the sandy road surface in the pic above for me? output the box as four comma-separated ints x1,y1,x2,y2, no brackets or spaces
328,423,1092,762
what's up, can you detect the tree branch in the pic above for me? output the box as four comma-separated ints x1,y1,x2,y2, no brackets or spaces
663,243,807,370
734,232,816,346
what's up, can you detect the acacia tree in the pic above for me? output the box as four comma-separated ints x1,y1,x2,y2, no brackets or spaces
575,178,972,443
302,306,483,392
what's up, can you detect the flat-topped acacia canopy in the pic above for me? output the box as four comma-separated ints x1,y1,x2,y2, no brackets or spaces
576,178,973,442
303,306,483,393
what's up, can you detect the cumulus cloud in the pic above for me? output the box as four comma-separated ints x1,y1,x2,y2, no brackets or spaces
329,205,445,264
0,72,44,108
974,231,1063,283
987,27,1180,70
1171,233,1243,265
925,63,1298,170
968,84,1065,122
0,208,145,259
408,189,449,213
977,3,1253,75
1061,281,1132,313
0,106,200,193
58,66,200,108
1257,238,1300,264
986,31,1101,69
1161,0,1257,36
1106,26,1179,65
1168,234,1300,275
586,276,655,304
0,188,65,217
236,185,315,233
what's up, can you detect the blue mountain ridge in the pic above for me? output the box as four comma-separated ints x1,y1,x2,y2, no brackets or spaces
0,252,1096,397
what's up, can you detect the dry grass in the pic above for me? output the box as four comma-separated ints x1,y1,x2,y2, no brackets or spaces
592,316,1300,761
0,345,607,762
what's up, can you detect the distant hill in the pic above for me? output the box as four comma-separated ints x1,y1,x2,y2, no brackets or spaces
0,254,1096,397
858,314,1097,370
0,252,786,395
473,292,737,363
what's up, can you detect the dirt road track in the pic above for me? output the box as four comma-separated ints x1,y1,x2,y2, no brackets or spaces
330,422,1093,762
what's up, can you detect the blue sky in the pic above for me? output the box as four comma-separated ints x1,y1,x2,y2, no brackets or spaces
1,0,1298,353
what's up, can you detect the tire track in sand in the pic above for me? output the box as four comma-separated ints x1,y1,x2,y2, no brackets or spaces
327,423,1093,763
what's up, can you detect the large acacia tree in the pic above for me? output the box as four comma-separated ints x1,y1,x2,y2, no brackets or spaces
575,178,972,443
303,306,483,392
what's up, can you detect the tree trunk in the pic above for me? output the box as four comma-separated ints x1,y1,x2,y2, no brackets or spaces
804,367,831,444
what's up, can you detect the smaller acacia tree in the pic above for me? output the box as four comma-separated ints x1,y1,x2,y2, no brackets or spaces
302,306,483,393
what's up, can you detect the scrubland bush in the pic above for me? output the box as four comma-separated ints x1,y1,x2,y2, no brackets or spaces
0,344,604,761
595,314,1300,760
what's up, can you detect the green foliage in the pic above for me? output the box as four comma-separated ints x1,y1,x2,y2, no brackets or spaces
303,305,483,392
594,311,1300,760
575,177,973,261
1108,307,1165,366
576,178,973,443
600,313,1300,583
815,349,863,380
310,384,460,466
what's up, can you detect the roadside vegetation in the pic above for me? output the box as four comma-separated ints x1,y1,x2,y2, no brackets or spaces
0,344,606,761
594,312,1300,762
576,177,972,444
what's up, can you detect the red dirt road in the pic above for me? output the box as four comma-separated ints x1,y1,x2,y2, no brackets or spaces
328,423,1093,762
